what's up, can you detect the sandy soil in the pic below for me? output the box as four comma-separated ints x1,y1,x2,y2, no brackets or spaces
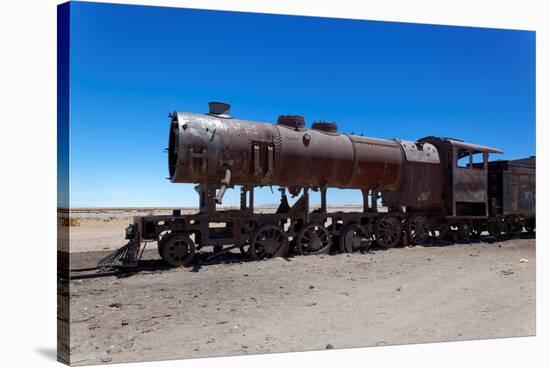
66,232,536,365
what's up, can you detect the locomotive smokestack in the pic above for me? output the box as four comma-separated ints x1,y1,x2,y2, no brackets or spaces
208,101,231,118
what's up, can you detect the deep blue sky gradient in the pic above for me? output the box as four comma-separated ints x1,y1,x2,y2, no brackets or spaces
68,1,535,207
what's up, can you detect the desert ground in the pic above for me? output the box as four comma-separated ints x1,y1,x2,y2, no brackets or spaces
62,208,536,365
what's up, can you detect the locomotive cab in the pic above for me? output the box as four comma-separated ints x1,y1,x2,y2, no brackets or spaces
420,137,503,217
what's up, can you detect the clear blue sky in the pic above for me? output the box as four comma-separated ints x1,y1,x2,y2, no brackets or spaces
67,1,535,207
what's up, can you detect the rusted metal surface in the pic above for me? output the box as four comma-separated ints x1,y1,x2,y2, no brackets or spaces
417,136,503,216
382,138,442,209
277,115,305,129
394,139,440,164
382,161,443,209
453,165,488,213
445,139,503,155
311,121,338,133
97,102,536,269
488,157,536,216
451,142,493,216
168,106,403,191
503,171,536,214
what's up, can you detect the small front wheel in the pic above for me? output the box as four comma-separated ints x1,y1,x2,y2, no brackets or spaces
160,233,196,267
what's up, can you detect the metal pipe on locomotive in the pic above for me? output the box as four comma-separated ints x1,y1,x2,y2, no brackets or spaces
99,102,536,268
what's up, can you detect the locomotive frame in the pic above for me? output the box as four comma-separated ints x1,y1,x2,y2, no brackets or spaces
98,103,536,269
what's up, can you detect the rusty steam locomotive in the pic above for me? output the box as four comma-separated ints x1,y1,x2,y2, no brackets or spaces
99,102,536,268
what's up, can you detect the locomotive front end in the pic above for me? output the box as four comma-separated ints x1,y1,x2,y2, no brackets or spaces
168,102,250,185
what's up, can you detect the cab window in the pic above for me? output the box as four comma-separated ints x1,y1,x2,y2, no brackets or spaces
456,149,471,168
456,149,484,169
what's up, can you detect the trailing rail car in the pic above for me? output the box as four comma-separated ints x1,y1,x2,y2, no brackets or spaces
486,157,536,235
99,102,536,268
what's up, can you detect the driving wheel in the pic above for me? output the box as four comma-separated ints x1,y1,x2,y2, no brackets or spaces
407,214,430,245
249,224,289,260
339,224,371,253
487,220,502,237
457,223,471,243
375,216,402,248
296,223,332,255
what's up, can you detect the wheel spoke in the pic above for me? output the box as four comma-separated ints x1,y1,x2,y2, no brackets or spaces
250,225,288,260
298,224,331,255
376,217,402,248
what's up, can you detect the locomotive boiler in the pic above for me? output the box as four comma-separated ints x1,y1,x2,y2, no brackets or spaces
99,102,536,269
169,102,406,200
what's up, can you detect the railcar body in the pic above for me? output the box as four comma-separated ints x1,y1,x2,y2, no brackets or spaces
98,102,536,268
486,157,536,234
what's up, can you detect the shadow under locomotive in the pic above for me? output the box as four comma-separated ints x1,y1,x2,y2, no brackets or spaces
69,230,535,280
96,103,536,273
